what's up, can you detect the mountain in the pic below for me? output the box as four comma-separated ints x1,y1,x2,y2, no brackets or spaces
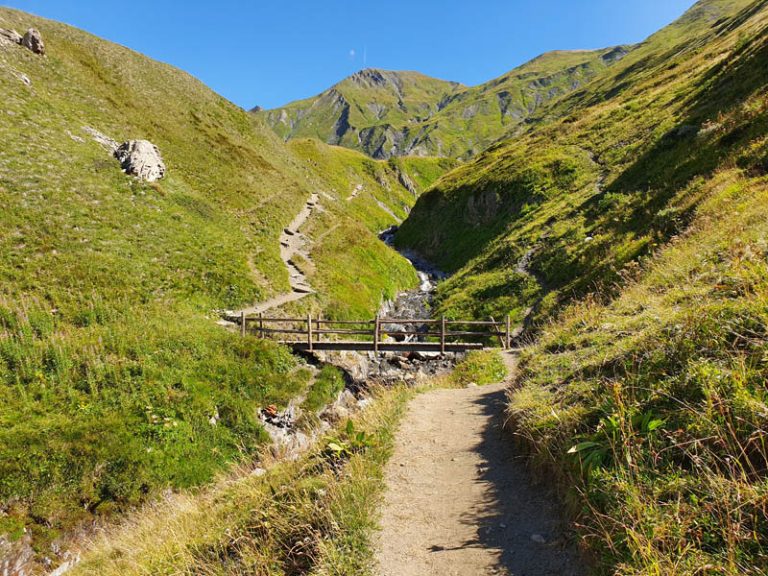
259,69,464,158
397,0,768,572
258,47,629,159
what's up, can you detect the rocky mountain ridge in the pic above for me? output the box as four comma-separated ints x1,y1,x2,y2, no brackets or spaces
258,47,630,159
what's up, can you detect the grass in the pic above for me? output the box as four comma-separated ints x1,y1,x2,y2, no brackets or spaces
397,0,767,324
301,365,346,414
448,350,508,387
285,138,456,319
394,1,768,573
69,384,414,576
509,170,768,574
0,6,440,548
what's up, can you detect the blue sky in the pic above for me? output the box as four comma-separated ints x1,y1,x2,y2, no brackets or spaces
6,1,696,109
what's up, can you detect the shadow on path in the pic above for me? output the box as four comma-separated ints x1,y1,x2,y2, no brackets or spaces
459,387,584,576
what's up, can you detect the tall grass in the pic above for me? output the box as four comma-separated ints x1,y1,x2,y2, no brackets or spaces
509,172,768,574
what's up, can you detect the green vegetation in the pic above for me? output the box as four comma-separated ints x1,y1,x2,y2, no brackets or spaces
398,0,764,323
391,0,768,573
259,49,628,160
286,138,455,319
449,350,508,387
70,385,414,576
301,365,346,414
510,172,768,574
7,0,768,573
0,6,435,546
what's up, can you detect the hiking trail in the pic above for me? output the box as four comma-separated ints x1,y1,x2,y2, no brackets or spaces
234,193,319,317
376,351,584,576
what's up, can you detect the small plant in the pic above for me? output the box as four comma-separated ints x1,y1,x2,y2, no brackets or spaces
568,411,665,472
322,420,375,461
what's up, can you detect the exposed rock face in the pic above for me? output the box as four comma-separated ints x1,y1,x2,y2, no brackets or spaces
0,28,22,45
114,140,166,182
21,28,45,55
83,126,118,151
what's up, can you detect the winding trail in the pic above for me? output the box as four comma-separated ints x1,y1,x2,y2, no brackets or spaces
235,193,319,317
376,352,584,576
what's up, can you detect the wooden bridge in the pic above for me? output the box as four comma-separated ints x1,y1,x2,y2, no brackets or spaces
238,313,514,353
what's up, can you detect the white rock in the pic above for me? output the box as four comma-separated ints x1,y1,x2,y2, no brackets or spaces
114,140,166,182
21,28,45,55
0,28,22,45
83,126,118,151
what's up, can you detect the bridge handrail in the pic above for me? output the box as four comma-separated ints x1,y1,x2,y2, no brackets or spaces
239,311,513,352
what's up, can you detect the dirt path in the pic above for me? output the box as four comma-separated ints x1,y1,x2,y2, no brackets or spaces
376,352,584,576
234,193,319,317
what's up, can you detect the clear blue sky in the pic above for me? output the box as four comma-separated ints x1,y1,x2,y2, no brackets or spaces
6,1,696,110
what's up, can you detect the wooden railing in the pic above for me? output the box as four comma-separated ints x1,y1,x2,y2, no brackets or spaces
239,312,513,353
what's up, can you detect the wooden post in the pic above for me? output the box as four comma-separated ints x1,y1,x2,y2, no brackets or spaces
258,313,264,338
307,313,313,352
374,314,380,354
440,315,446,354
490,316,505,350
241,311,246,337
505,314,512,350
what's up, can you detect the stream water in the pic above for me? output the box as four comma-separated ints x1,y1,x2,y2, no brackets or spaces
378,225,448,324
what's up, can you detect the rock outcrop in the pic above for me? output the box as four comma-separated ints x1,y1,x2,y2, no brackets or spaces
83,126,118,152
114,140,166,182
21,28,45,55
0,28,22,45
0,27,46,55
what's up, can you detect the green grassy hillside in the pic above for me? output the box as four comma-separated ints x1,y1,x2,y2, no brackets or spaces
397,0,758,323
0,6,428,551
259,49,628,160
511,170,768,575
395,0,768,572
285,139,455,318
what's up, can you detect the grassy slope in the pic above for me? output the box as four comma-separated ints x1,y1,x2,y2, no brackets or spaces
395,0,768,573
397,0,756,323
0,7,435,547
260,50,627,160
511,171,768,574
70,385,414,576
68,353,500,575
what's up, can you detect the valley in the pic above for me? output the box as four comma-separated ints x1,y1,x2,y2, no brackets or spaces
2,0,768,574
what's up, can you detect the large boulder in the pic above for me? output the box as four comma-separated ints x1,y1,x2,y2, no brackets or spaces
0,28,22,45
114,140,166,182
21,28,45,55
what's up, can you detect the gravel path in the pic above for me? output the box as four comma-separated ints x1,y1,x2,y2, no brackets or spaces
376,352,584,576
234,193,319,316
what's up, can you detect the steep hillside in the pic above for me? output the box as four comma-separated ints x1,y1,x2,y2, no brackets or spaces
0,6,426,555
397,0,768,572
397,0,758,323
260,48,628,160
284,139,455,318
